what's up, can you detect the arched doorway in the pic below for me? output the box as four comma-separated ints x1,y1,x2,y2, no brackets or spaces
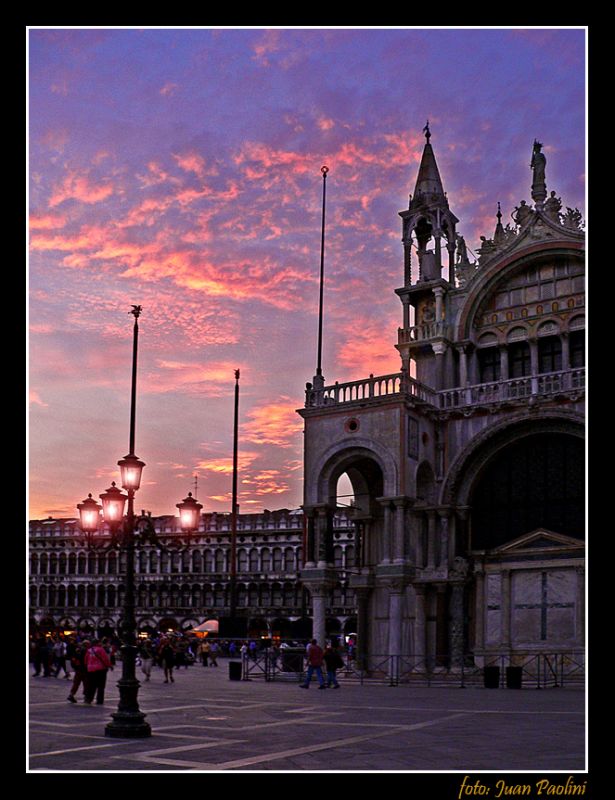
443,418,585,661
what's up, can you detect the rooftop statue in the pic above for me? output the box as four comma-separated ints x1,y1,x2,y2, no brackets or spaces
544,190,562,223
513,200,533,228
531,139,547,206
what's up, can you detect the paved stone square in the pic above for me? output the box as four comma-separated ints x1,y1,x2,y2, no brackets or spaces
28,661,586,772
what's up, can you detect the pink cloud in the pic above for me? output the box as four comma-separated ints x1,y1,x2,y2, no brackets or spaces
242,397,304,447
160,81,179,96
29,390,48,407
49,170,114,208
29,212,68,230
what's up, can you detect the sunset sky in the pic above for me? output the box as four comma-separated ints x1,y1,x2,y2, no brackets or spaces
28,26,586,520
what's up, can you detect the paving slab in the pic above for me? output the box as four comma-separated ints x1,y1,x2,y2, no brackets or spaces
28,661,586,773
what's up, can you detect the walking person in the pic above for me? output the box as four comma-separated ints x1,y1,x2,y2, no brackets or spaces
67,639,89,703
32,636,49,677
139,638,154,682
158,637,176,683
323,644,344,688
198,639,210,667
209,641,219,667
53,637,70,679
83,639,113,705
300,639,327,689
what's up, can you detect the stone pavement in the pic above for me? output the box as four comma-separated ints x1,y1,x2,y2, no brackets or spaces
28,660,586,772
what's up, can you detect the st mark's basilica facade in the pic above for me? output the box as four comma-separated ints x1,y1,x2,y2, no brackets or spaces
29,129,585,670
299,128,585,669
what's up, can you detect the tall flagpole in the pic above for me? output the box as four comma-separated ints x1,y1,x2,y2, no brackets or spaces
230,368,240,619
315,165,329,388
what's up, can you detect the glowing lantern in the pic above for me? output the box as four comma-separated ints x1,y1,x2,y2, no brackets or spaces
77,493,101,534
176,491,203,532
118,453,145,491
99,482,127,525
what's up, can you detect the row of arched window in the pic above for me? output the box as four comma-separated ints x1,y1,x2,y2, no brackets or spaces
30,544,356,576
30,582,356,610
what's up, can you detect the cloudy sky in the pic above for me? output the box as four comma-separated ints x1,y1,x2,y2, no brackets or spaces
28,26,586,520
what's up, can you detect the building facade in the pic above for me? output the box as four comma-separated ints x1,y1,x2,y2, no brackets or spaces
299,130,585,668
29,508,356,640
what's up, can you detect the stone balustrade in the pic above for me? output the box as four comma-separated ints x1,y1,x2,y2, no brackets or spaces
306,368,584,411
398,321,450,344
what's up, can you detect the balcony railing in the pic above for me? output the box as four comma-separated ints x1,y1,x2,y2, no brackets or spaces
306,372,438,408
397,321,450,344
306,368,585,411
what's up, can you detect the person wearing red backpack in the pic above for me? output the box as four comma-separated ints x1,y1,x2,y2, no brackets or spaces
83,639,113,705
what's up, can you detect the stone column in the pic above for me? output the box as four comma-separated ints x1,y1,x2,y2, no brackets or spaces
413,585,427,668
434,285,444,322
392,498,408,564
311,586,329,648
449,581,465,668
303,508,316,567
402,295,411,329
575,566,585,644
474,568,485,651
314,505,334,568
426,511,437,568
379,500,392,565
437,509,450,568
388,581,404,658
561,331,570,371
447,241,456,286
432,341,447,391
435,583,448,665
529,337,539,395
499,344,509,382
457,344,468,387
501,569,512,648
355,588,370,669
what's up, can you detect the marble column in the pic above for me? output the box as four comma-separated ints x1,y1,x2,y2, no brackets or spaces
561,331,570,371
413,585,427,668
575,566,585,644
380,501,392,565
426,511,437,568
435,583,448,665
437,509,450,568
529,337,539,394
355,588,370,670
311,587,329,648
474,568,485,651
499,344,509,382
304,508,316,567
501,569,512,648
402,295,411,329
392,498,408,564
449,582,465,667
388,583,404,658
432,341,447,391
434,285,444,322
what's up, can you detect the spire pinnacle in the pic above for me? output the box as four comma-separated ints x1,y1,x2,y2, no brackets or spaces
423,119,431,142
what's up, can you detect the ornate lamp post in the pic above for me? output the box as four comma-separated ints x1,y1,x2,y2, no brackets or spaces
76,306,151,737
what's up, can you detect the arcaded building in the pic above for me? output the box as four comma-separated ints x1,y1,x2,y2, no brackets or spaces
29,508,357,639
299,128,585,668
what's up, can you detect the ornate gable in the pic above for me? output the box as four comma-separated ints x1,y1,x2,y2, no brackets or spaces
490,528,585,557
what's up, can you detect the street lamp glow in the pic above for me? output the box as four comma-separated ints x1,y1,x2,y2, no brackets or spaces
99,482,127,525
77,493,102,533
176,491,203,532
118,453,145,491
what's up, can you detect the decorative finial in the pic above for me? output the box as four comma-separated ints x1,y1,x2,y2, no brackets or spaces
130,305,142,319
497,202,502,222
321,165,329,176
423,120,431,142
235,368,240,380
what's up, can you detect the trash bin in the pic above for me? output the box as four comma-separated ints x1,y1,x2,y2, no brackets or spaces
229,661,243,681
280,648,305,673
506,666,523,689
483,665,500,688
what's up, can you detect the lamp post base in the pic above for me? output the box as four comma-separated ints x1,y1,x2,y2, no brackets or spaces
105,711,152,738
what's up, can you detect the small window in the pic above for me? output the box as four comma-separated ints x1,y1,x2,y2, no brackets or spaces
478,347,501,383
570,330,585,368
538,336,562,374
509,341,531,378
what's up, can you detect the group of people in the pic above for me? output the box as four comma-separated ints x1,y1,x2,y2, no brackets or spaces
300,640,345,689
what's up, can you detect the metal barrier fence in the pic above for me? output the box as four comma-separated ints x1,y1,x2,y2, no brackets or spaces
238,649,585,689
